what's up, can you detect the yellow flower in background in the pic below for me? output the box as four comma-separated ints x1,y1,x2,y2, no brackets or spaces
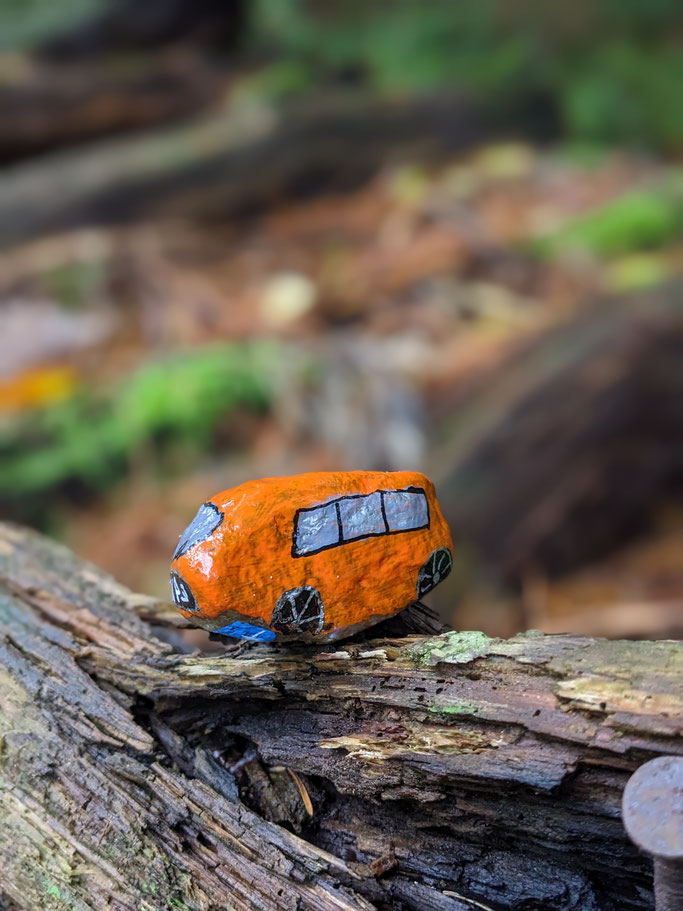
0,365,78,415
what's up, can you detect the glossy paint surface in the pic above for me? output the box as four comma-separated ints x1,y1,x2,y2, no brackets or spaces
173,502,223,560
170,470,453,641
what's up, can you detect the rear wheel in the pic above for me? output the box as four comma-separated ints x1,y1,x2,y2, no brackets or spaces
416,548,453,598
271,586,325,634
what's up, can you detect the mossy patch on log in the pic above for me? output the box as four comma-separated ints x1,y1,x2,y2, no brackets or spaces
409,629,492,667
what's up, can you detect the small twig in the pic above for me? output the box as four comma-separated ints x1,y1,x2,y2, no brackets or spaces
287,768,314,816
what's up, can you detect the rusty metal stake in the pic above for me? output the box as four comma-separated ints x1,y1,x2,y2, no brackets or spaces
622,755,683,911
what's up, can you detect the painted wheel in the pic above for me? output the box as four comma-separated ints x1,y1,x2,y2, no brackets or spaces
271,586,325,634
416,548,453,598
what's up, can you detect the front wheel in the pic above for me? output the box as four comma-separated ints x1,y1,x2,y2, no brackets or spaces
416,547,453,599
271,586,325,634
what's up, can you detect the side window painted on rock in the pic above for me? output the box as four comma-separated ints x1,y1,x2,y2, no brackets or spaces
292,487,430,557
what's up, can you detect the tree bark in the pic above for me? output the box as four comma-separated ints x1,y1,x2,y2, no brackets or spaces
0,522,681,911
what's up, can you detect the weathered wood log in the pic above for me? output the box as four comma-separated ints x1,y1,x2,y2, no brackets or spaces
0,90,553,249
1,522,681,911
0,52,230,165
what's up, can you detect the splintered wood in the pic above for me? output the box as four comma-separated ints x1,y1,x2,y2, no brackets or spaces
0,522,681,911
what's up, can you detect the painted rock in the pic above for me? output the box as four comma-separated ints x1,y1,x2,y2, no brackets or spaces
170,470,454,642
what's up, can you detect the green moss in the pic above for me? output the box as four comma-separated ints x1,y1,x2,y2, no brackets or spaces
411,630,492,668
534,185,683,259
428,700,480,715
41,879,82,909
131,868,197,911
604,252,672,290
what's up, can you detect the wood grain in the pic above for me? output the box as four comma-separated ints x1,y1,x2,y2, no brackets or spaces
1,522,680,910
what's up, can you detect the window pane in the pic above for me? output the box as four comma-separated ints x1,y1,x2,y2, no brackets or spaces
339,492,386,541
173,502,223,559
383,489,429,532
294,502,339,555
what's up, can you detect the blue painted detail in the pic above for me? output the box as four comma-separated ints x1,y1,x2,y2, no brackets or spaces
173,502,223,560
213,621,277,642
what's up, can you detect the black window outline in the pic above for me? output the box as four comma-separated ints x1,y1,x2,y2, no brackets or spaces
292,486,430,558
173,501,224,560
291,500,340,557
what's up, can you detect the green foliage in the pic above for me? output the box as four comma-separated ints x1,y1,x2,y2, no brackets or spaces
249,0,683,149
251,1,541,93
534,182,683,259
562,44,683,149
0,344,274,519
40,260,108,310
237,59,314,101
605,252,672,291
0,0,107,53
3,1,682,148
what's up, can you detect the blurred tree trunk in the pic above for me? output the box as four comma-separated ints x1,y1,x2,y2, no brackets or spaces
1,523,681,910
432,282,683,589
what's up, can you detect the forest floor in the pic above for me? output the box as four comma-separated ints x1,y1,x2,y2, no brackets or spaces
2,139,682,641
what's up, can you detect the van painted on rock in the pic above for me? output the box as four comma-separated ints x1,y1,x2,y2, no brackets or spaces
170,470,454,642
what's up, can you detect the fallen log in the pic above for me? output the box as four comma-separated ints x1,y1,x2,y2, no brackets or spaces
0,89,553,249
0,521,681,911
0,51,231,165
432,281,683,587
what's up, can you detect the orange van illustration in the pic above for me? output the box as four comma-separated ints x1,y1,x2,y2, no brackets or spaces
170,470,453,642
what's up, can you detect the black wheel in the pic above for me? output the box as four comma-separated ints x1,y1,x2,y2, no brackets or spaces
271,586,325,634
416,548,452,598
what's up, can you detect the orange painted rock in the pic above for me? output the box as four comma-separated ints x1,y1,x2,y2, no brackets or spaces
170,470,454,642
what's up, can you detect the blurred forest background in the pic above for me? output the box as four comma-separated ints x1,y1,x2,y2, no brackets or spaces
1,0,682,641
